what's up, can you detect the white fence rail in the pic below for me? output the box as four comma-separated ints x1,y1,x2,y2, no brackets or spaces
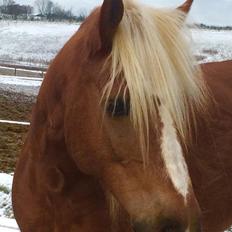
0,63,47,78
0,120,30,126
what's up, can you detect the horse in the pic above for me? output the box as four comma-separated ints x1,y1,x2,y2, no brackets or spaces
12,0,232,231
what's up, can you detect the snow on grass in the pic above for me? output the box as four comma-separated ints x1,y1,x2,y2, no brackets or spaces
0,173,13,219
0,217,19,231
0,21,231,67
0,21,79,66
192,28,232,62
0,75,42,86
0,174,19,231
0,75,42,95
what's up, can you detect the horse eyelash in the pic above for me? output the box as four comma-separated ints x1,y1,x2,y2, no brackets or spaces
107,98,130,117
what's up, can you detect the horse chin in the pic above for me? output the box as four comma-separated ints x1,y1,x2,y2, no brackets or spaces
132,218,202,232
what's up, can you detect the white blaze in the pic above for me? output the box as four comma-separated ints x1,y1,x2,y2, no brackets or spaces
159,105,190,200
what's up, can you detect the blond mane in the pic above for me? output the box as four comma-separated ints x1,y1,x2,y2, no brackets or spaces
103,0,208,164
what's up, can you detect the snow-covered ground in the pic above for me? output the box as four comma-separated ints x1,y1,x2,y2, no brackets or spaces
0,75,42,95
0,21,231,66
0,174,18,231
0,217,19,231
0,21,79,66
0,174,13,218
0,174,13,219
192,28,232,62
0,75,42,86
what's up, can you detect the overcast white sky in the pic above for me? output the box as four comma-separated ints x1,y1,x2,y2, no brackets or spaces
17,0,232,26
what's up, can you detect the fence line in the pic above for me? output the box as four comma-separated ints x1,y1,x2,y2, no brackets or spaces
0,120,30,126
0,63,47,78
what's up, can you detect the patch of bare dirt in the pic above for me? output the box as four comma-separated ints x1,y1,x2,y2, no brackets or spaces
0,90,35,173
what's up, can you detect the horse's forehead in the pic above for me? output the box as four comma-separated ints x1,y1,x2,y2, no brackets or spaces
159,104,190,201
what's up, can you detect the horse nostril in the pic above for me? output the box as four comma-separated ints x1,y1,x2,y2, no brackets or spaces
161,226,182,232
160,220,184,232
133,222,153,232
133,220,184,232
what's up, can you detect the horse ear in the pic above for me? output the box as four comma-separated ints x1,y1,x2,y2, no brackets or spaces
99,0,124,54
177,0,193,14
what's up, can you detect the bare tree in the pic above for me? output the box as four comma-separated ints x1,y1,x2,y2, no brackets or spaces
3,0,15,6
1,0,14,13
0,0,33,19
25,5,33,16
76,9,87,22
33,0,78,21
45,0,53,16
34,0,47,15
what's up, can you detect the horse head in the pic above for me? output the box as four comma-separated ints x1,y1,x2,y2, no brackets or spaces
47,0,207,231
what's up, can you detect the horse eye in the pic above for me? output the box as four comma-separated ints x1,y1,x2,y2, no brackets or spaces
107,98,130,117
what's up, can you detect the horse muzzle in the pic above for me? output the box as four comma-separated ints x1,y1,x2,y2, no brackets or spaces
132,218,202,232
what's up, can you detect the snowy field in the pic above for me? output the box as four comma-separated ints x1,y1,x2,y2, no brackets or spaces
0,174,17,231
0,21,231,66
0,75,42,95
0,21,79,66
192,29,232,63
0,174,13,219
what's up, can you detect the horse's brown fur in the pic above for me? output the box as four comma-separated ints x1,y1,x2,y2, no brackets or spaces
188,60,232,232
12,0,232,231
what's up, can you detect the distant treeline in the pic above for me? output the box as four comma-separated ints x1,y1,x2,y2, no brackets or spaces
34,0,86,22
0,0,32,20
196,23,232,31
0,0,87,22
